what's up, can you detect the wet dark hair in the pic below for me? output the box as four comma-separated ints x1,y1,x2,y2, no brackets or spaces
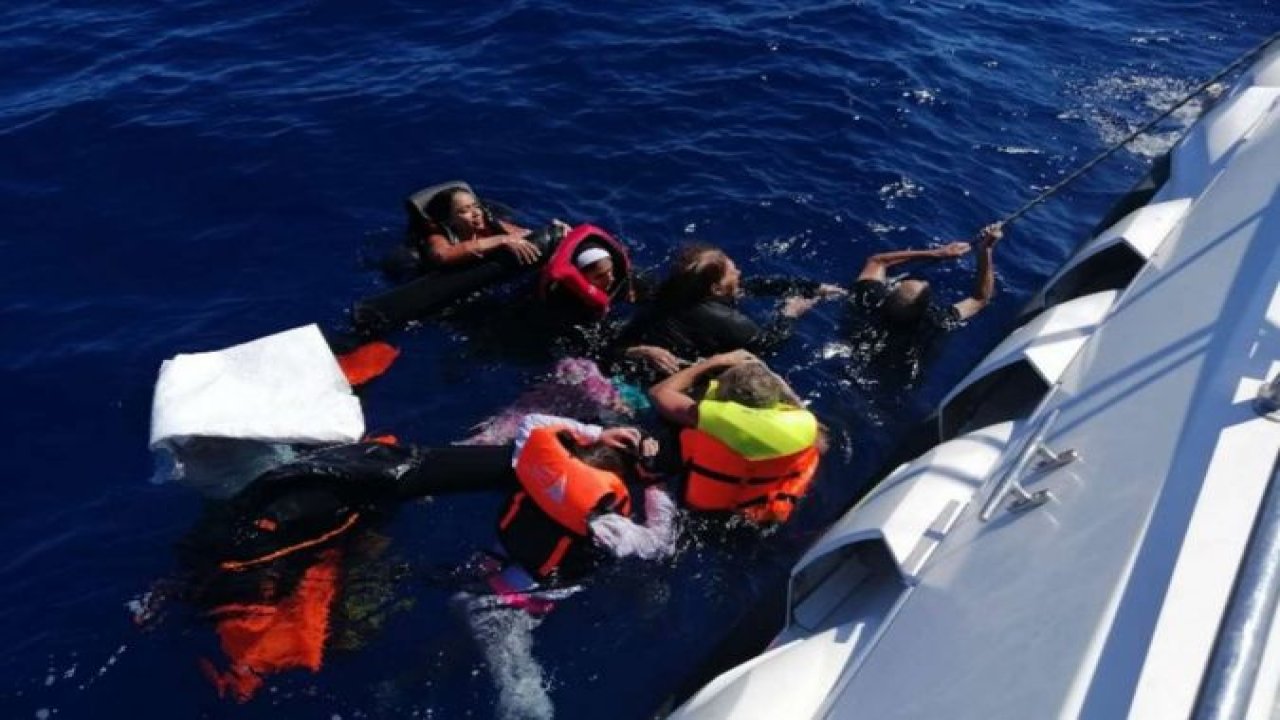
424,186,470,225
883,278,932,326
655,243,729,309
556,430,628,475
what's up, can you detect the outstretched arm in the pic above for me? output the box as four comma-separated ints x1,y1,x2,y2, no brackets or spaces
425,220,539,266
647,350,758,427
857,241,971,283
951,224,1002,321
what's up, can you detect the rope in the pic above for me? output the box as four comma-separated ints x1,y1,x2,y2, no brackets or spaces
996,29,1280,228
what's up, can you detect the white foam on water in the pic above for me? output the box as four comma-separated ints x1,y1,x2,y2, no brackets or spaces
866,221,907,235
904,88,937,105
821,341,853,360
1068,74,1224,159
462,597,555,720
997,145,1042,155
878,177,922,207
756,232,804,257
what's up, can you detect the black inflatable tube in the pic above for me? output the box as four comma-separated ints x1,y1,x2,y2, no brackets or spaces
178,443,516,572
352,226,559,335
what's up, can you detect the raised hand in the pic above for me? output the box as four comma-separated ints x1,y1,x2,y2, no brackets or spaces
626,345,686,375
709,349,760,368
978,222,1004,250
816,283,849,299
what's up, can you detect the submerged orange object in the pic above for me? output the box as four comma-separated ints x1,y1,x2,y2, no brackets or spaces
335,341,400,386
201,548,343,702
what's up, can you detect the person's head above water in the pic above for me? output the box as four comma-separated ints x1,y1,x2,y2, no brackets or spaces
714,361,796,408
656,243,742,307
426,187,488,237
884,278,932,325
574,245,615,292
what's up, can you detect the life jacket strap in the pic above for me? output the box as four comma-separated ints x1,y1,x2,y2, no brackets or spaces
498,491,527,531
735,493,801,509
538,536,574,578
219,512,361,572
684,461,805,486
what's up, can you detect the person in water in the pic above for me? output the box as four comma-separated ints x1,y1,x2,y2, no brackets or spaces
536,236,630,328
454,413,678,720
573,244,615,292
489,413,678,583
421,186,542,267
842,223,1002,382
615,243,842,376
854,223,1001,334
182,419,673,589
648,349,824,526
174,440,515,702
177,417,674,707
431,228,639,367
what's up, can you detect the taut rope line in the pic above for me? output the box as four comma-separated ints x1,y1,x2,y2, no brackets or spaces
996,29,1280,229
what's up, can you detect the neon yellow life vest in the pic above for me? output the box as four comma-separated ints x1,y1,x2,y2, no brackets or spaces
696,381,818,461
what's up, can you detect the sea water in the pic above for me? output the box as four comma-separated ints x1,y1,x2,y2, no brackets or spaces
1,1,1273,718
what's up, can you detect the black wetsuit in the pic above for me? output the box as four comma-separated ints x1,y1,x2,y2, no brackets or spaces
180,442,515,570
354,226,562,337
615,276,820,360
845,278,965,384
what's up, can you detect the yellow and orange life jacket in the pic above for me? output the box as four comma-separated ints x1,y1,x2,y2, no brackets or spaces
681,390,820,525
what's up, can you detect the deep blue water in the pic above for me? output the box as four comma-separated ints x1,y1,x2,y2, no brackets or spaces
2,2,1275,718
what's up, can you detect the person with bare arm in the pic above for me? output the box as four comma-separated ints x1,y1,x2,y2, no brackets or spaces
648,350,824,527
853,222,1002,331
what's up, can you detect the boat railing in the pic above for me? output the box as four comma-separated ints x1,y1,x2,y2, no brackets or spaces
1192,450,1280,720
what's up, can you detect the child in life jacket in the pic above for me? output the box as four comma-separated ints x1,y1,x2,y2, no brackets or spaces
489,413,678,587
456,413,678,720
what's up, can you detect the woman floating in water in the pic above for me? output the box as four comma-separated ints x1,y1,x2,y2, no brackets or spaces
615,242,844,376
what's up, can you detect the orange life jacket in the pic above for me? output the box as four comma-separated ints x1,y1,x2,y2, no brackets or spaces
680,428,820,525
201,548,342,702
498,427,631,578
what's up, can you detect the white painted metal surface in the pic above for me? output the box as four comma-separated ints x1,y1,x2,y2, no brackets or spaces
939,290,1117,432
792,421,1018,587
1028,198,1190,309
671,424,1016,720
673,44,1280,720
1154,85,1280,202
1237,40,1280,91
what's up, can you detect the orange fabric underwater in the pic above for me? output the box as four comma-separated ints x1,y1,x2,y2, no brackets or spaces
336,341,400,386
201,548,342,702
